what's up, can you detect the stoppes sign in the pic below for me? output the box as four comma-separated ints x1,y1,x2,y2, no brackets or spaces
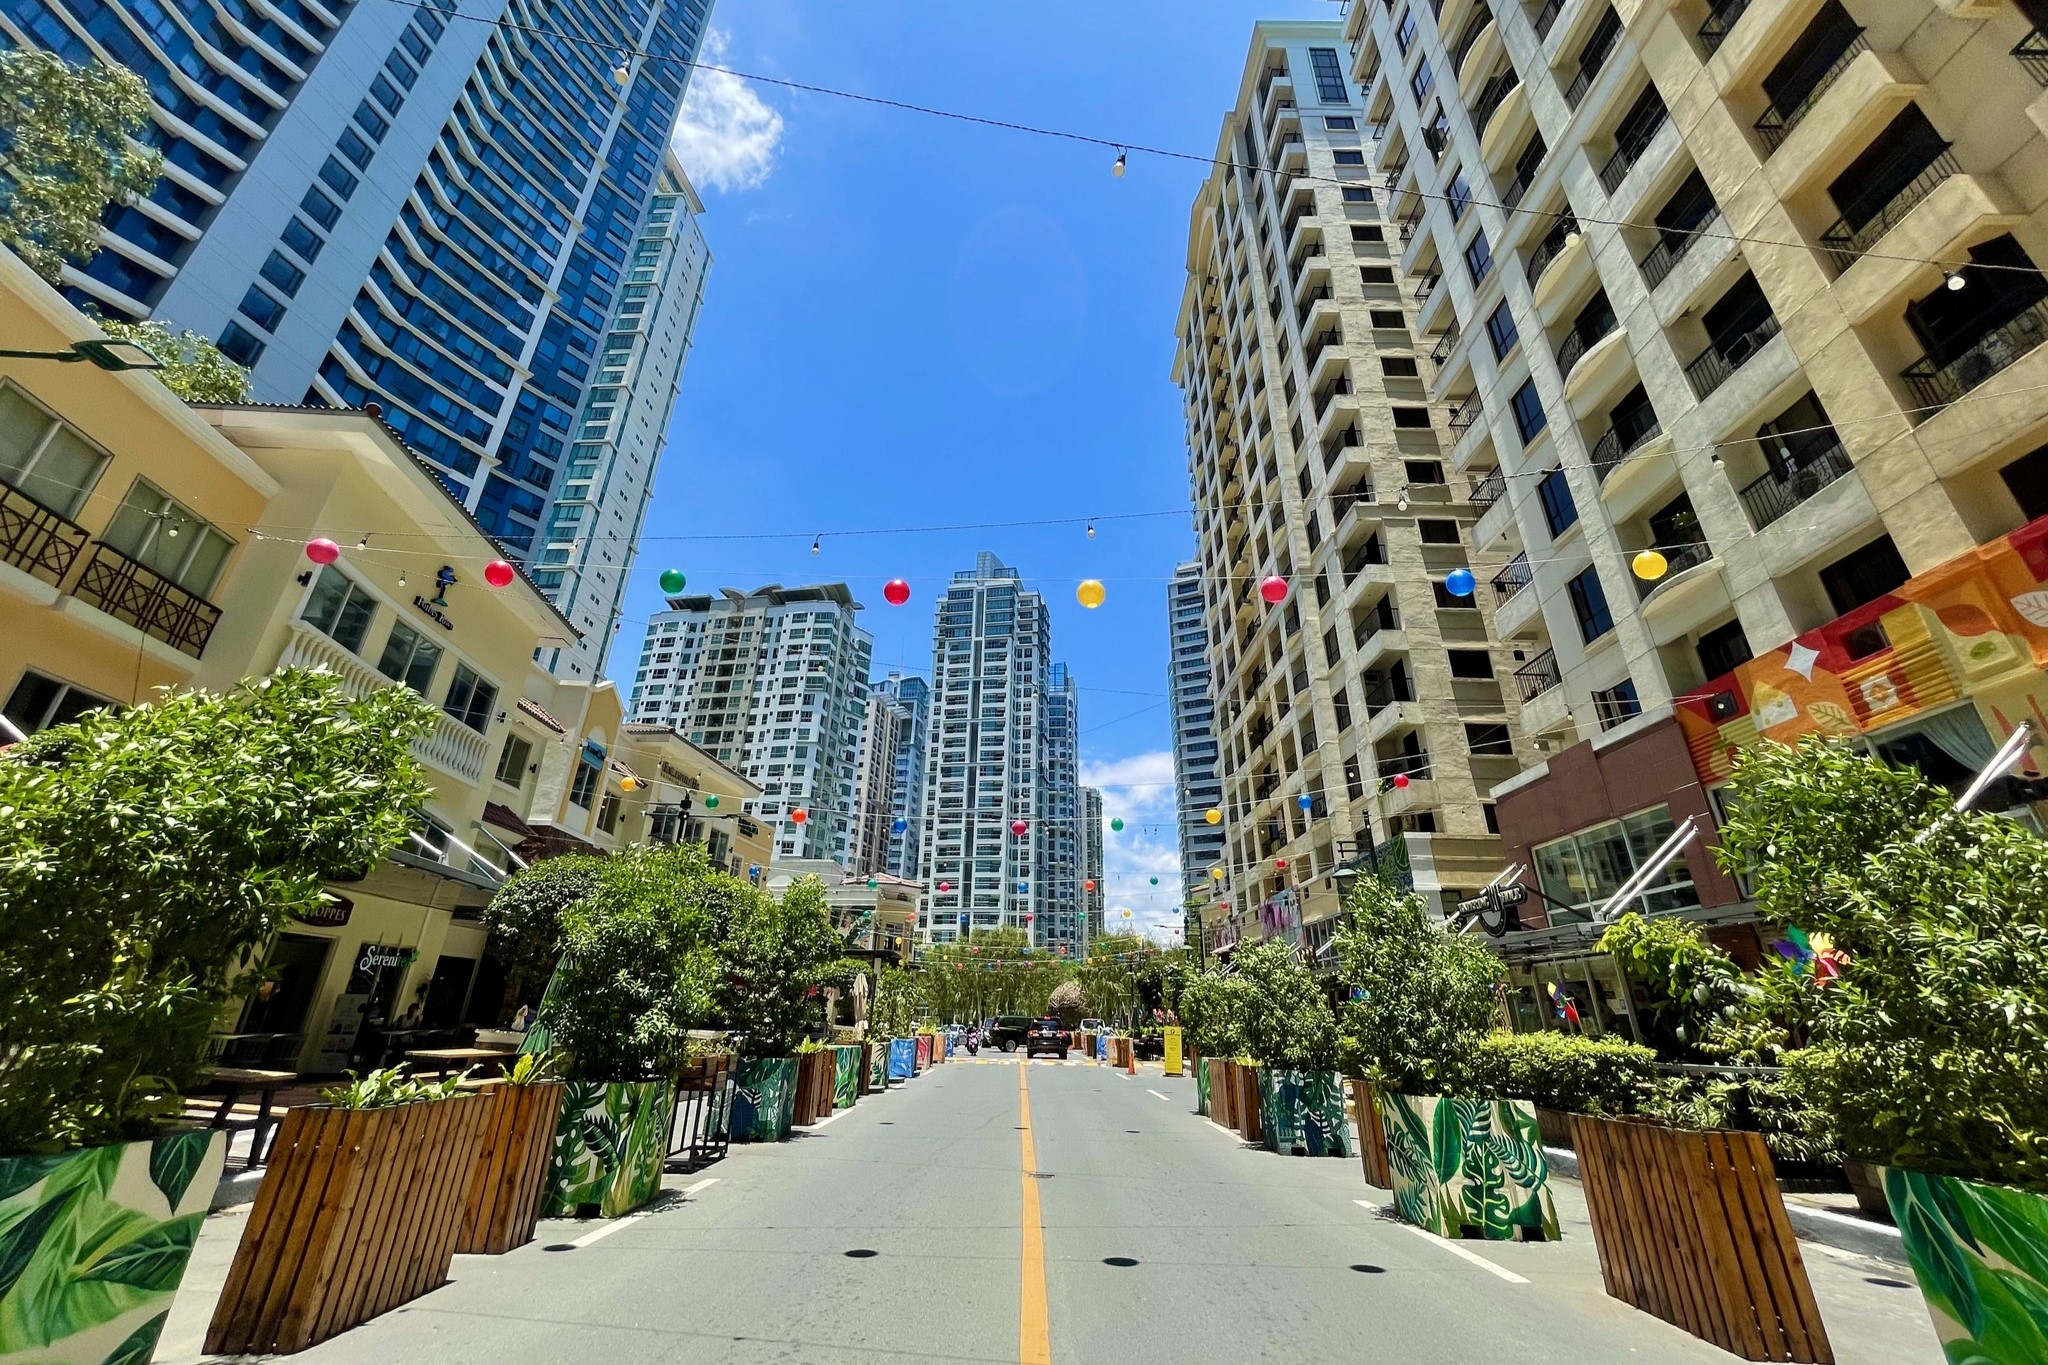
1458,882,1528,936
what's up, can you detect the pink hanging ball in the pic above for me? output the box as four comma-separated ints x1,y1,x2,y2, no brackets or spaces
1259,575,1290,605
1275,858,1288,871
939,881,951,893
883,579,911,606
483,559,515,588
1011,819,1028,837
305,537,340,566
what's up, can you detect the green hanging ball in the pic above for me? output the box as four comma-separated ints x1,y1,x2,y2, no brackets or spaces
1149,876,1158,885
1110,817,1124,832
659,567,687,594
867,878,878,889
703,793,719,809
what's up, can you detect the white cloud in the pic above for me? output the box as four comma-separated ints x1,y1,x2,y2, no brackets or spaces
671,30,783,193
1081,751,1187,946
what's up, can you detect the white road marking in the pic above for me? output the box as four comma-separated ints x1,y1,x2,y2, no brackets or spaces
810,1108,849,1127
1147,1090,1171,1101
682,1177,719,1197
1354,1202,1529,1283
567,1178,720,1247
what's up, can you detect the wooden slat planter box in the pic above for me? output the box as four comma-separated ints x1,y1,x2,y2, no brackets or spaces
1573,1114,1832,1362
792,1050,835,1126
456,1081,566,1255
1347,1078,1393,1188
1234,1065,1264,1144
207,1096,487,1355
1210,1059,1236,1130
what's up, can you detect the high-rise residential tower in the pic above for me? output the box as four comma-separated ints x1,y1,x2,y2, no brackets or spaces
1337,0,2048,1003
1040,662,1083,956
1166,561,1226,902
1080,785,1105,945
625,584,872,863
1170,21,1537,944
918,553,1064,945
849,691,899,876
870,672,930,880
2,0,715,659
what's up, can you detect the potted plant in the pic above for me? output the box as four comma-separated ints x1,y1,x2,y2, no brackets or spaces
0,671,434,1364
1177,967,1248,1126
207,1069,485,1355
455,1051,568,1255
489,843,719,1215
1335,873,1558,1242
1465,1030,1657,1150
1233,939,1350,1157
718,876,855,1141
1716,739,2048,1362
792,1041,834,1126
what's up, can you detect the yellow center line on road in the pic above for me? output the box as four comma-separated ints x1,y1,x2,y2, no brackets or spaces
1018,1063,1052,1365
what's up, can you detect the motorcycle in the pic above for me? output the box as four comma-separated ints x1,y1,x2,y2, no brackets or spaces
964,1028,979,1056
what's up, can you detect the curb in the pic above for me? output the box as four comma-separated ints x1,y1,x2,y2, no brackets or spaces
212,1167,265,1211
1541,1145,1905,1265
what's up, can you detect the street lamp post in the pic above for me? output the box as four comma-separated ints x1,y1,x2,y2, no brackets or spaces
0,338,161,371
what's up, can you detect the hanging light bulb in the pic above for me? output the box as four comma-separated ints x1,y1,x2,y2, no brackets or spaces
398,570,407,588
1085,519,1097,539
1396,485,1411,512
1944,270,1967,292
1112,150,1127,178
356,534,369,551
613,57,631,85
811,535,822,556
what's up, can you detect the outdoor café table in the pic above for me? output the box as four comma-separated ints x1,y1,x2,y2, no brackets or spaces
403,1046,517,1078
198,1066,298,1169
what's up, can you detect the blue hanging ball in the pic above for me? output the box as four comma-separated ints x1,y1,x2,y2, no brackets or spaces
1296,794,1314,811
892,817,907,834
1445,567,1477,598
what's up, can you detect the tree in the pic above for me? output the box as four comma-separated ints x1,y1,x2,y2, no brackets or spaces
1715,737,2048,1190
1234,938,1338,1071
868,967,926,1037
1333,871,1503,1092
714,876,858,1058
0,669,436,1152
0,50,162,284
95,317,251,402
1177,966,1252,1059
1047,980,1085,1029
918,926,1067,1022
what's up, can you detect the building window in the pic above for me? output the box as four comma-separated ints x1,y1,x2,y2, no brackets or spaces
1463,230,1493,284
1352,224,1385,242
1382,355,1420,377
596,790,621,834
1447,169,1472,220
237,285,285,333
1568,566,1614,642
1333,148,1366,166
1532,805,1699,922
260,251,305,298
103,479,234,598
1310,47,1350,102
1594,678,1643,730
1406,459,1446,484
4,670,115,735
1392,406,1433,429
1360,265,1396,286
1538,466,1577,536
1466,722,1513,755
569,755,601,809
1696,619,1753,679
1449,649,1496,679
376,618,444,693
217,323,265,367
1486,300,1519,360
1418,518,1461,543
0,382,107,518
1370,309,1408,330
280,218,323,263
1510,378,1547,443
444,663,498,734
299,564,376,652
1819,535,1910,616
494,733,532,786
299,186,341,230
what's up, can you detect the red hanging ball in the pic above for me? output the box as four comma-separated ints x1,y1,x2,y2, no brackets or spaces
1258,574,1289,605
1011,819,1028,837
883,578,911,606
305,537,340,566
1275,858,1288,871
483,559,515,588
1392,773,1410,789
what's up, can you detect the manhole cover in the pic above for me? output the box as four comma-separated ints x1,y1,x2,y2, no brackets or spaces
1350,1264,1386,1274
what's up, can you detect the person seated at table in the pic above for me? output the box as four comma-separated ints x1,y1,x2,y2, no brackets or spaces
395,1002,424,1031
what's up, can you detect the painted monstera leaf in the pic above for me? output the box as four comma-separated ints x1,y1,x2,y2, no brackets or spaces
1888,1168,2048,1363
1430,1100,1467,1184
1459,1141,1511,1240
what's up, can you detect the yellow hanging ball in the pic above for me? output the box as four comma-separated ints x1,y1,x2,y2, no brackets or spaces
1632,548,1670,581
1209,866,1224,880
619,776,639,792
1077,579,1106,609
1204,807,1222,825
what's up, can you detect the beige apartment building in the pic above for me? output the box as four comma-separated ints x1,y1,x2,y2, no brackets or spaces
1342,0,2048,1032
1171,20,1540,955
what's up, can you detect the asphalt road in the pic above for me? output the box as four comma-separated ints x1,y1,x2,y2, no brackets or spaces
158,1055,1940,1364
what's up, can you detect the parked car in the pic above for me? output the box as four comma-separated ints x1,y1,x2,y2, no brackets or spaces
989,1016,1033,1052
1025,1018,1069,1059
1079,1018,1106,1033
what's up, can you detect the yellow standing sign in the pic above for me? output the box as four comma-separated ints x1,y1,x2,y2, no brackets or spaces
1162,1025,1184,1076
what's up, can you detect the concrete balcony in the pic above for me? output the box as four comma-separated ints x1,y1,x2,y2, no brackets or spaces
1354,616,1408,672
1561,327,1632,417
1477,77,1532,170
278,619,491,784
1824,166,2024,327
1493,560,1543,637
1529,220,1591,323
1457,18,1503,100
1637,546,1733,648
1595,430,1678,524
1474,476,1518,546
1367,699,1421,745
1761,45,1926,198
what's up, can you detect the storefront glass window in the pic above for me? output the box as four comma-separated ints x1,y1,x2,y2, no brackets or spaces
1533,804,1699,920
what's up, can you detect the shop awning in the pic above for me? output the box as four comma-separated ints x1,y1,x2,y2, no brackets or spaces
482,802,537,838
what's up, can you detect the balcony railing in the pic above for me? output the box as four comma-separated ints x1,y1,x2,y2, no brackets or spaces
1450,11,1492,75
1323,426,1363,465
1448,390,1483,430
1684,314,1782,399
1637,537,1712,597
1378,748,1432,780
1397,208,1424,241
1530,0,1566,42
1313,375,1353,416
1514,647,1560,700
1639,206,1720,287
1588,411,1664,480
1413,272,1441,303
1816,151,1959,276
1563,29,1622,109
1599,108,1668,193
2017,29,2048,87
1470,466,1506,511
1526,213,1580,284
1472,69,1521,135
70,542,222,659
1697,0,1751,54
0,476,90,587
1736,440,1854,529
1901,297,2048,410
1429,325,1460,367
1755,32,1867,152
1383,160,1409,192
1554,308,1617,379
1307,329,1344,370
1493,552,1532,601
1354,607,1402,648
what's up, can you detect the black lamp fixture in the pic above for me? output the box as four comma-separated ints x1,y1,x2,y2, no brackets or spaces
0,337,162,371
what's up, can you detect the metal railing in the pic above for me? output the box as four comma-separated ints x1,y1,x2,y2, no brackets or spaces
1323,426,1364,466
1736,440,1854,529
1383,160,1409,191
1639,206,1720,287
1589,411,1664,480
1637,537,1712,597
1563,26,1621,108
1816,150,1958,275
1472,68,1521,135
1530,0,1566,42
2017,29,2048,87
1378,748,1432,779
70,541,222,658
1599,107,1669,193
1448,390,1484,430
1354,606,1402,649
1313,375,1353,416
1430,324,1461,365
1451,10,1493,76
1493,551,1531,600
1470,466,1506,510
1526,213,1580,284
1684,314,1782,399
0,476,90,587
1901,297,2048,409
1514,647,1560,700
1755,32,1867,152
1307,328,1344,369
1555,306,1617,379
667,1054,737,1172
1697,0,1751,54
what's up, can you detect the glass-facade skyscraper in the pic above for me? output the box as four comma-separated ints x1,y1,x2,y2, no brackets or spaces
1168,561,1224,900
3,0,714,663
870,671,930,881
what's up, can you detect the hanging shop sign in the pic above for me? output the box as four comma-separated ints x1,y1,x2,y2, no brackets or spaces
298,893,354,929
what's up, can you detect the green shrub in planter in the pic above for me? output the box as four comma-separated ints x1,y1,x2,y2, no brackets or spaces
1468,1031,1657,1116
1333,871,1503,1093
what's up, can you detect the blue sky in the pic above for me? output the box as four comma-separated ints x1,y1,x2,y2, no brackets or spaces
620,1,1335,938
